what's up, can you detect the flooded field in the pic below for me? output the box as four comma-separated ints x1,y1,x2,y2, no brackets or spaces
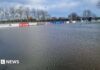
0,23,100,70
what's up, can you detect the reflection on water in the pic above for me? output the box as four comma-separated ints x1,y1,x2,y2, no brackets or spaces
0,24,100,70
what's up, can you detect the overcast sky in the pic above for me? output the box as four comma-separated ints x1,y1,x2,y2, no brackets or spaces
0,0,100,17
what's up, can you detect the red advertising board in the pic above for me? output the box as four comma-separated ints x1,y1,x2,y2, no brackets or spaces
19,22,29,27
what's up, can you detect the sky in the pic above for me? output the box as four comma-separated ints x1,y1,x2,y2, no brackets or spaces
0,0,100,17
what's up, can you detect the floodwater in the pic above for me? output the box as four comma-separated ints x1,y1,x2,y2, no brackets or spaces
0,23,100,70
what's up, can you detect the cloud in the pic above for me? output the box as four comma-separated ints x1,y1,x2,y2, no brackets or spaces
30,0,80,10
47,2,80,10
81,0,99,5
0,0,99,17
0,0,80,10
91,0,99,4
0,0,99,9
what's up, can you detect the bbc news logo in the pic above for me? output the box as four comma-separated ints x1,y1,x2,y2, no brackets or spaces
0,59,20,64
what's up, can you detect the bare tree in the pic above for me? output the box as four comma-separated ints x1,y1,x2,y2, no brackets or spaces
83,10,92,17
83,10,96,17
31,8,37,19
39,10,50,20
68,12,79,20
35,9,50,20
97,1,100,8
24,7,30,20
0,6,50,21
9,7,16,20
82,10,96,21
1,9,6,20
4,9,10,20
15,6,24,20
0,8,3,20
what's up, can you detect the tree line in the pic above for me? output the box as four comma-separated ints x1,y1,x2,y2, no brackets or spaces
67,9,97,22
0,1,100,22
0,6,50,21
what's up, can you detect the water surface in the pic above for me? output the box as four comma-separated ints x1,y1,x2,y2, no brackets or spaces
0,23,100,70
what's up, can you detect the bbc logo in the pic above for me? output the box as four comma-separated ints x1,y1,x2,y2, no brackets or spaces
0,59,5,64
0,59,20,65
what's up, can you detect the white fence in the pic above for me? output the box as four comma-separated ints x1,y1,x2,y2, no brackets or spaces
0,22,38,28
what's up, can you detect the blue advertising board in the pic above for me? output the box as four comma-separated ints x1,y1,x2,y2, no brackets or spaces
49,21,65,24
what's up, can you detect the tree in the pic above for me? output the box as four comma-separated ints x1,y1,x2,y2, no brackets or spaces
15,6,24,20
83,10,96,21
1,8,6,20
68,12,80,20
9,7,16,20
0,8,4,20
36,9,50,20
97,1,100,8
31,8,36,19
0,6,50,21
83,10,92,17
24,7,30,19
4,9,10,20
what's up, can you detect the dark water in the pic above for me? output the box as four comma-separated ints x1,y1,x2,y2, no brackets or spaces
0,24,100,70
